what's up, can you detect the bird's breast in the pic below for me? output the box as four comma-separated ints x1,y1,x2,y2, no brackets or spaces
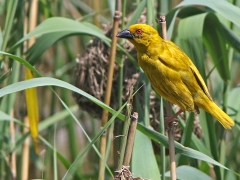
137,52,165,86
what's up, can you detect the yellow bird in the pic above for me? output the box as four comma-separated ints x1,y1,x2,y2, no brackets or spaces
117,24,234,129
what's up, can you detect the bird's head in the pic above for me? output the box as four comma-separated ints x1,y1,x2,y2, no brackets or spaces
117,24,161,52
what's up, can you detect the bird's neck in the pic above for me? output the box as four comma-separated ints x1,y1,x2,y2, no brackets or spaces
132,36,163,53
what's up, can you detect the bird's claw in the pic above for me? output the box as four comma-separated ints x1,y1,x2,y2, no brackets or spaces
164,117,178,127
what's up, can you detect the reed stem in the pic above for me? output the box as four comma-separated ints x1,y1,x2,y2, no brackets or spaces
118,87,134,169
123,112,138,166
98,10,121,180
159,15,176,180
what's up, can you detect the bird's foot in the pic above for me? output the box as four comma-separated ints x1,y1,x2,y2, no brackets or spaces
164,116,178,127
164,109,183,128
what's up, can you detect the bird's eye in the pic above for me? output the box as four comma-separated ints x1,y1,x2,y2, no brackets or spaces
136,29,143,35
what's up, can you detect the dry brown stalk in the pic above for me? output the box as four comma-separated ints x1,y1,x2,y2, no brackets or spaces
114,112,150,180
118,85,134,169
98,10,121,180
21,117,30,180
123,112,138,166
22,0,39,179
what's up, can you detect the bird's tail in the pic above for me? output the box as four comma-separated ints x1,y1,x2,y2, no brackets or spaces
199,99,234,129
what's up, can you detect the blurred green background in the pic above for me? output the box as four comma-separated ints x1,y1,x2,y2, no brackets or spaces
0,0,240,179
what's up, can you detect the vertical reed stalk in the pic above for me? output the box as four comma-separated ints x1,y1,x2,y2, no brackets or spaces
92,0,100,27
21,117,30,180
22,1,38,179
24,0,39,154
159,16,176,180
10,110,16,180
218,80,229,178
159,98,165,180
123,112,138,166
114,0,125,167
98,10,121,180
118,87,134,169
168,125,176,180
21,3,30,180
0,1,19,177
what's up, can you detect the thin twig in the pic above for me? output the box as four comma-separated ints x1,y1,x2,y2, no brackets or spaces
159,15,177,180
98,10,121,180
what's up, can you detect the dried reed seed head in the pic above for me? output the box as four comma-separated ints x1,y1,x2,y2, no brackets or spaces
114,166,150,180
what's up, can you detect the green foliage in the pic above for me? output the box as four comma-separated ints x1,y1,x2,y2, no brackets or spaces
165,165,214,180
0,0,240,180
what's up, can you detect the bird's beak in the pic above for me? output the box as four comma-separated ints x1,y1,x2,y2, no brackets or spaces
116,29,134,39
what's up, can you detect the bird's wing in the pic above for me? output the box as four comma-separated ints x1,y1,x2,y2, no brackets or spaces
154,56,195,111
189,65,212,100
159,40,212,101
158,41,192,71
